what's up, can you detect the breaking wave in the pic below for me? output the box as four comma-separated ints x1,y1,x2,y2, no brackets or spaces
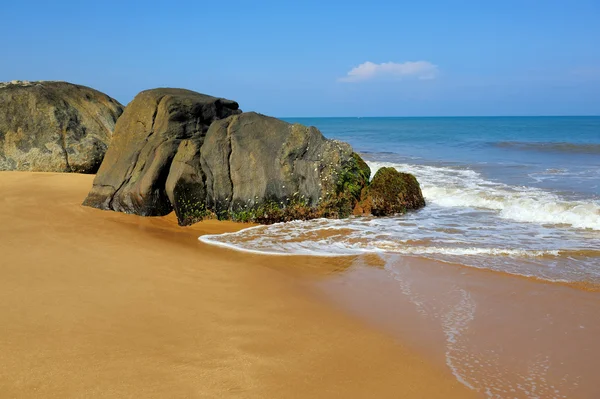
367,161,600,231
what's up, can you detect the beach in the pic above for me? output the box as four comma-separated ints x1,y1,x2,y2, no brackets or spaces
0,172,474,398
2,1,598,397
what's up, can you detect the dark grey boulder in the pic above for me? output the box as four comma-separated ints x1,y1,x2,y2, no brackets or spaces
82,88,241,215
168,112,371,225
0,80,123,173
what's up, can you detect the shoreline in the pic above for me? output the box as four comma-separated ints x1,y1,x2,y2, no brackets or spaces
0,172,474,398
201,230,600,293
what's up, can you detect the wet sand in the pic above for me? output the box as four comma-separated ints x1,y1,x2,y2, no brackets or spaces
315,255,600,398
0,172,474,398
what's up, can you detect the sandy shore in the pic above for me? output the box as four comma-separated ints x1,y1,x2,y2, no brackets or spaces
0,172,474,398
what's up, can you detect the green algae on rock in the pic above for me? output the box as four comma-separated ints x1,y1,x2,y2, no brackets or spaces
356,167,426,216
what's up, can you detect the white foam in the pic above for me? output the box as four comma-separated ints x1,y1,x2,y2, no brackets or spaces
367,161,600,231
441,288,477,391
381,246,559,257
199,232,355,257
201,225,561,258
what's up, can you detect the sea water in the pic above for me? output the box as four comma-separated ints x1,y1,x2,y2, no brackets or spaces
201,116,600,284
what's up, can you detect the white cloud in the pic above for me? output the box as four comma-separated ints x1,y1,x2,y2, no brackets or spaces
339,61,439,83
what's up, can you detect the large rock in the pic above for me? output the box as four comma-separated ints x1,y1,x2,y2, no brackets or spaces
355,167,426,216
0,80,123,173
83,88,372,225
167,112,371,225
82,88,241,215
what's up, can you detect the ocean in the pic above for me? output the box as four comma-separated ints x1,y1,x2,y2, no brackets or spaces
202,116,600,284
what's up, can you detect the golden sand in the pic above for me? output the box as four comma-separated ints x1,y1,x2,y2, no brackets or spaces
0,172,474,398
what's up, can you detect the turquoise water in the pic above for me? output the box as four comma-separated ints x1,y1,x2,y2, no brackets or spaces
203,117,600,283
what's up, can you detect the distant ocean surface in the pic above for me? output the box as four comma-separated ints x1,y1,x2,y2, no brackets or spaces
202,117,600,284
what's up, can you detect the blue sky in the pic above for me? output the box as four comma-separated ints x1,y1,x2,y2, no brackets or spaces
2,0,599,116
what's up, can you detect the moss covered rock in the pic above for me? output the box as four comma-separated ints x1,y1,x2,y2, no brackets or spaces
317,152,371,219
356,167,425,216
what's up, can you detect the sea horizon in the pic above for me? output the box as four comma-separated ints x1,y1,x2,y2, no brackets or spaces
279,114,600,118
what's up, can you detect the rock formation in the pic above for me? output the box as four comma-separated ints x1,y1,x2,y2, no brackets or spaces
0,81,123,173
82,88,242,215
83,87,426,225
83,87,372,225
355,167,426,216
166,112,371,225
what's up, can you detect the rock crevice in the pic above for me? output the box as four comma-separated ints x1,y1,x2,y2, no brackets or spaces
83,88,241,215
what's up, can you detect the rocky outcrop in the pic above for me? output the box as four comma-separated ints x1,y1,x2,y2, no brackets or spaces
355,167,425,216
83,86,372,225
82,87,426,225
0,80,123,173
82,88,241,215
167,112,371,225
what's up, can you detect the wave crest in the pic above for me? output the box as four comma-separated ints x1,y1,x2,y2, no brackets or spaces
367,161,600,230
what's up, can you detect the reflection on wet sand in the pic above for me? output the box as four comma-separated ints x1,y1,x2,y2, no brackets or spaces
313,255,600,399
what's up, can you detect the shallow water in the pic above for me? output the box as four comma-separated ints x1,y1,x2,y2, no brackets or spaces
314,255,600,399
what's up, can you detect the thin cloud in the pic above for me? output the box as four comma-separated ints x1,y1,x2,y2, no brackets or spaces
339,61,439,82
